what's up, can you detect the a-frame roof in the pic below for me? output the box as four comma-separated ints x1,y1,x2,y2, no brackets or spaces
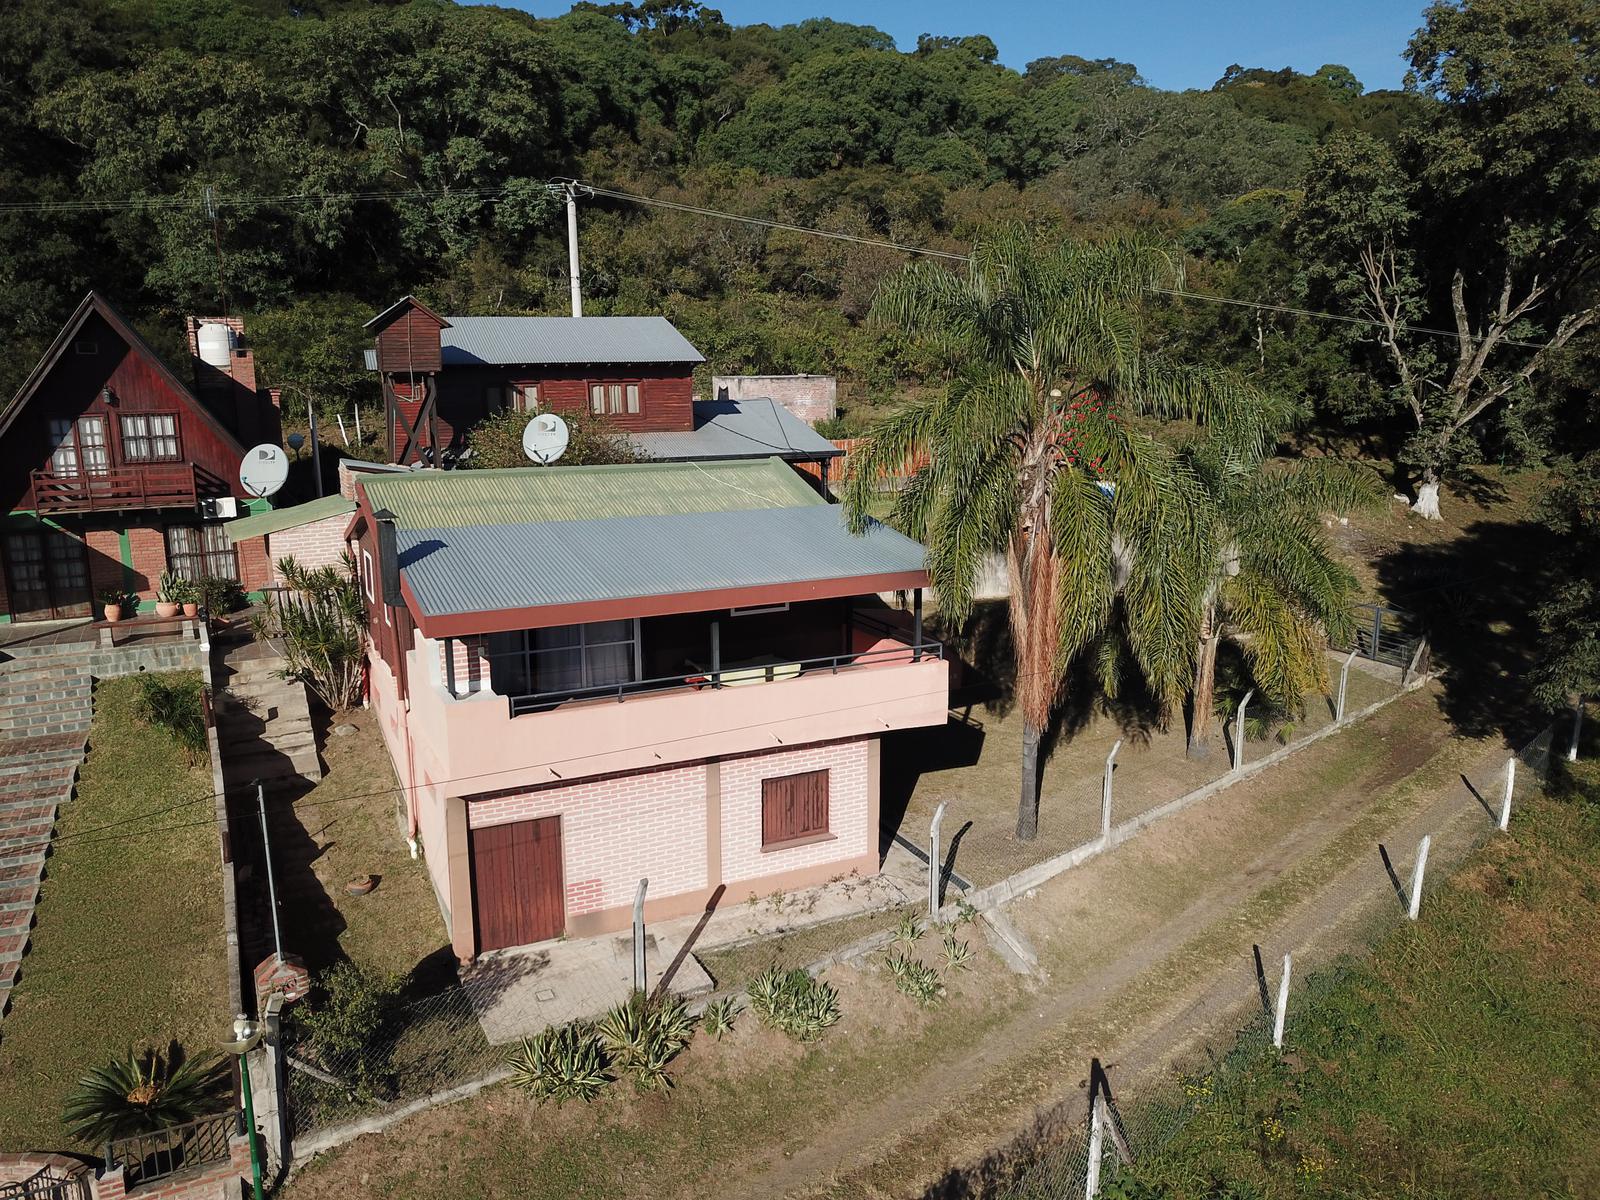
0,291,249,457
364,294,451,332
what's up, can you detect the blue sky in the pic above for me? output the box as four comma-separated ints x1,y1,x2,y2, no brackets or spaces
484,1,1431,92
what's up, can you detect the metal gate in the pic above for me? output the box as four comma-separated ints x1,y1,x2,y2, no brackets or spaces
1348,604,1420,669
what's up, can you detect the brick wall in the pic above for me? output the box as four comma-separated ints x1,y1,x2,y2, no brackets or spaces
85,527,125,595
720,739,871,886
467,762,710,916
435,634,490,696
236,535,271,593
267,512,350,581
126,525,166,594
713,375,837,425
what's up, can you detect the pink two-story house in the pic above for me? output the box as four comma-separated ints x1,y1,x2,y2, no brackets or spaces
347,457,948,961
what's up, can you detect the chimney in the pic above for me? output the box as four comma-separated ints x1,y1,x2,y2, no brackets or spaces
187,314,267,443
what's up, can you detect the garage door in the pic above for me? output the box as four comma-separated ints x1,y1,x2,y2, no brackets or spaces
469,816,565,951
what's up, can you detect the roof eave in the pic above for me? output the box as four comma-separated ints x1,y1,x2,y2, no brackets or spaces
406,570,929,639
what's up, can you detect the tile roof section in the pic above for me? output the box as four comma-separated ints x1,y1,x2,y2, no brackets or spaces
395,505,927,620
359,458,822,531
630,399,842,462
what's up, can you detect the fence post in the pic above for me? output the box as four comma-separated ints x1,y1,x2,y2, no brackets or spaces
256,782,284,964
1571,698,1585,763
1101,740,1122,845
632,878,648,994
257,993,290,1175
1233,690,1254,774
928,801,948,918
1337,649,1357,722
1408,835,1431,920
1084,1090,1105,1200
1272,952,1292,1049
1499,757,1516,831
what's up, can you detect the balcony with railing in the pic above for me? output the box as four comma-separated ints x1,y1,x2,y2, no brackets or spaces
404,603,951,788
29,462,199,513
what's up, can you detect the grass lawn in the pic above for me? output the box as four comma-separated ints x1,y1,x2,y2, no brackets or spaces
1113,757,1600,1200
275,711,447,982
0,674,226,1151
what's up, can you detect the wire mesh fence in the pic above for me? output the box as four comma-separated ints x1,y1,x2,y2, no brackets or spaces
282,984,500,1142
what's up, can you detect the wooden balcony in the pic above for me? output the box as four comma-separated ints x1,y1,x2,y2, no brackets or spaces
30,463,199,513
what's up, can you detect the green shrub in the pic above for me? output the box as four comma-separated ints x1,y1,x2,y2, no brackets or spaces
506,1022,609,1104
702,996,740,1039
252,553,365,709
747,967,841,1042
595,991,697,1091
196,576,246,616
135,674,207,764
463,407,640,470
885,951,943,1005
298,962,399,1061
63,1044,229,1143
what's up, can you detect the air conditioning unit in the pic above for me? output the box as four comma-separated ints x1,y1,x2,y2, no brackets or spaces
199,496,239,520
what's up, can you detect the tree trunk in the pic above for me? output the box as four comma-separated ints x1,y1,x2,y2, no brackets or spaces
1188,627,1220,759
1016,719,1042,842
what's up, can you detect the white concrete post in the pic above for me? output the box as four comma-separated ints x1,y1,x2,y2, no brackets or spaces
565,183,584,317
1100,740,1122,844
928,801,948,918
1272,953,1292,1049
1407,835,1431,920
632,878,648,993
1084,1092,1105,1200
1571,699,1584,763
1499,757,1515,831
1233,689,1254,773
1337,649,1357,722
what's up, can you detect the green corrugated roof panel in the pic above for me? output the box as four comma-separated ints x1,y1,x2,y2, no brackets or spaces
359,457,822,531
225,494,356,543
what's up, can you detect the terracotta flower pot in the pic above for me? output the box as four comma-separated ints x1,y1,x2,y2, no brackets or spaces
182,602,199,618
103,604,122,623
155,601,180,619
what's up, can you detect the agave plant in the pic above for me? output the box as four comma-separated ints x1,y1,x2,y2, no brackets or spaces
885,952,943,1005
63,1045,230,1144
595,992,696,1091
505,1022,609,1105
748,967,841,1042
940,934,975,972
891,911,925,948
702,997,740,1039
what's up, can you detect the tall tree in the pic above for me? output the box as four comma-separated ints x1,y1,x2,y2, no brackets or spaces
1182,436,1379,759
843,227,1263,840
1532,452,1600,711
1295,0,1600,518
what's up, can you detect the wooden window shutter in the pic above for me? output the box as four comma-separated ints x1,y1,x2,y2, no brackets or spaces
761,769,830,846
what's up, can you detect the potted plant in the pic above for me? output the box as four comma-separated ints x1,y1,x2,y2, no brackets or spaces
99,587,127,623
175,576,200,619
155,570,182,619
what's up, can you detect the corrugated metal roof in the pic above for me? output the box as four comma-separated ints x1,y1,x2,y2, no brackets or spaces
225,495,356,543
396,505,926,618
630,399,842,462
442,316,702,366
361,458,822,531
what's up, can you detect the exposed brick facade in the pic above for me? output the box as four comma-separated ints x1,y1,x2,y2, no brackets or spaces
265,512,350,581
713,374,837,425
720,739,871,886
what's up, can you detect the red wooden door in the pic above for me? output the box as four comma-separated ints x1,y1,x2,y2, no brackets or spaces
469,816,564,952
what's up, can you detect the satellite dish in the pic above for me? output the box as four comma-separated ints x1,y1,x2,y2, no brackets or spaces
239,444,290,498
522,413,570,465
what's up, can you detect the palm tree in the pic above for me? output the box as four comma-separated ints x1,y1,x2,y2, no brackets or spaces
844,226,1267,841
64,1045,230,1144
1182,440,1382,758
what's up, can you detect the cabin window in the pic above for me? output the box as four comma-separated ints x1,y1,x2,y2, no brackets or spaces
487,619,640,699
514,383,539,413
120,413,181,463
166,524,238,582
362,549,375,602
48,417,109,477
588,382,640,416
73,340,97,356
761,770,830,848
484,385,512,413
